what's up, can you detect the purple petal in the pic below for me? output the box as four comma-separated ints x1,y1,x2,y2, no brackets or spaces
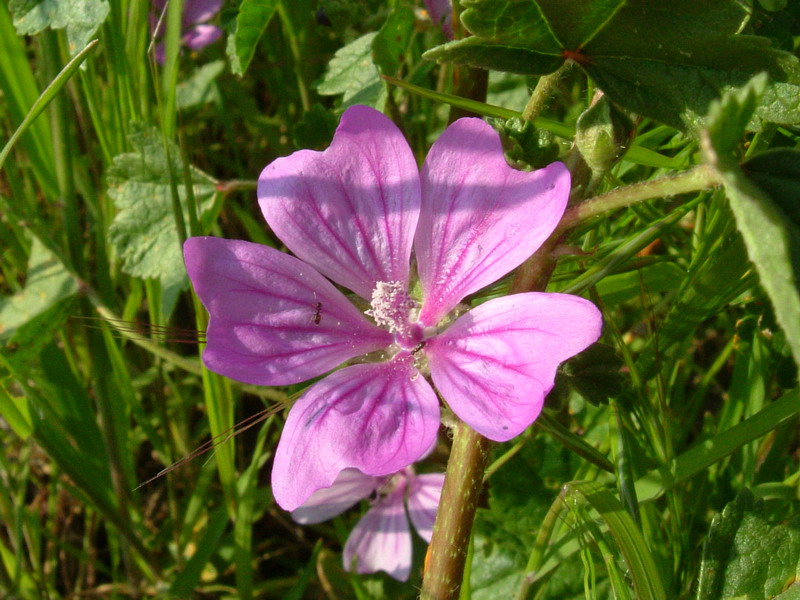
426,293,602,441
182,0,222,25
415,118,570,326
424,0,453,38
291,469,378,524
343,488,412,581
182,24,222,50
259,105,421,300
406,473,445,542
271,358,440,511
184,237,392,386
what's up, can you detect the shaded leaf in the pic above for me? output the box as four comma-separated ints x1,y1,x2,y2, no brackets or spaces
0,237,78,342
496,116,560,170
532,0,626,50
226,0,279,76
595,261,684,306
176,60,225,109
426,0,800,132
696,489,800,600
702,75,800,367
291,103,338,150
742,149,800,228
424,37,562,75
471,439,579,597
556,343,624,407
372,3,415,77
9,0,109,55
460,0,560,50
584,37,800,132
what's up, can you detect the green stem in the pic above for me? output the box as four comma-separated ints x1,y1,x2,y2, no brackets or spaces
277,2,311,112
521,63,570,122
556,164,722,234
420,422,492,600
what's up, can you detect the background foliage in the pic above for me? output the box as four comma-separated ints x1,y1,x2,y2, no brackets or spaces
1,0,799,598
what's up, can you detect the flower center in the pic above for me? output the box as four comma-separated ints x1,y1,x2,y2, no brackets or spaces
367,281,413,332
366,281,425,349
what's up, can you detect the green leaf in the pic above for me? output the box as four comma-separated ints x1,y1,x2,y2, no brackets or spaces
696,489,800,600
585,0,749,57
0,381,33,439
635,388,800,503
584,37,800,132
702,76,800,367
317,32,386,109
532,0,626,50
9,0,109,55
226,0,279,76
424,37,562,76
0,38,98,171
372,3,415,77
427,0,800,132
495,117,560,170
383,75,682,168
574,94,633,175
106,125,217,293
292,103,338,150
555,343,624,407
460,0,560,50
0,237,78,342
168,505,229,597
471,438,581,597
595,261,685,306
741,149,800,228
176,60,225,110
564,482,666,600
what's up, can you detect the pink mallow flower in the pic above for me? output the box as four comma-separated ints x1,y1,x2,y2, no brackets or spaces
183,105,602,512
292,467,444,581
151,0,222,62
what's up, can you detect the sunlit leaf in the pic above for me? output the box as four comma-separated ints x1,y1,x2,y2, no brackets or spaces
697,489,800,600
106,125,217,297
317,32,386,109
9,0,109,55
226,0,279,76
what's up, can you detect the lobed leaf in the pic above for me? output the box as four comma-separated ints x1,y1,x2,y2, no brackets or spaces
426,0,800,132
9,0,109,55
106,125,217,298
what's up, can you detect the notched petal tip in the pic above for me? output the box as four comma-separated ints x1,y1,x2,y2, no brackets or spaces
416,118,572,325
427,292,602,441
258,105,421,300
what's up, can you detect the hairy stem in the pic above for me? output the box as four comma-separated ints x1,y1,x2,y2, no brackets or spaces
557,164,722,233
521,62,570,122
420,422,492,600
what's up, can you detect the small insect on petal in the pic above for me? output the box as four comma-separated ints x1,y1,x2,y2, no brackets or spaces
312,301,322,325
